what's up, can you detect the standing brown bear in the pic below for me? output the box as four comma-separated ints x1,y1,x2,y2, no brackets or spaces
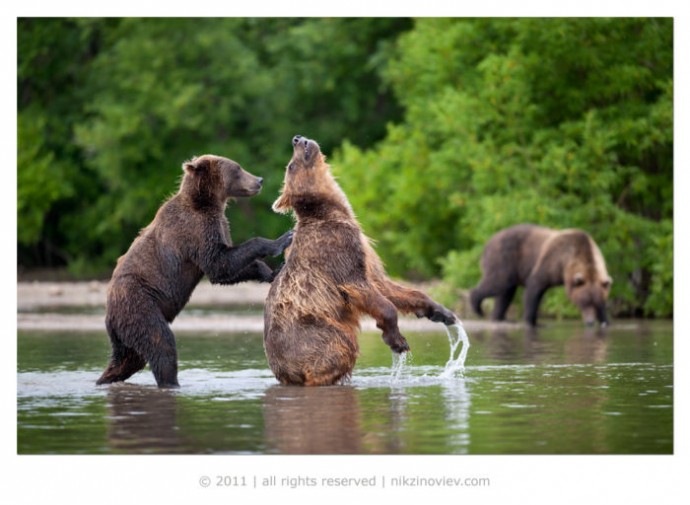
469,224,612,327
97,155,292,388
263,135,457,386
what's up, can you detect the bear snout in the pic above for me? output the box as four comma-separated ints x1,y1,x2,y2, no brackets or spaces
233,173,264,197
292,135,311,150
292,135,317,162
251,178,263,194
581,303,608,327
580,305,597,326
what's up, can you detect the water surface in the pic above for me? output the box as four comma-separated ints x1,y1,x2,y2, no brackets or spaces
17,320,673,454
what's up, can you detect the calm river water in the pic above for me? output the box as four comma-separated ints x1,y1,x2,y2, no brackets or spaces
17,320,672,455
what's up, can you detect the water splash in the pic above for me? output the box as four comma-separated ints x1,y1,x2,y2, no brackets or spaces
388,318,470,383
440,321,470,379
390,351,409,382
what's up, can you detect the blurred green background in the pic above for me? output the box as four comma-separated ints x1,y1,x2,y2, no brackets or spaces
17,18,673,318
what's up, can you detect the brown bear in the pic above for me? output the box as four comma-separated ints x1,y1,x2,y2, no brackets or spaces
263,135,457,386
96,154,293,388
469,224,612,327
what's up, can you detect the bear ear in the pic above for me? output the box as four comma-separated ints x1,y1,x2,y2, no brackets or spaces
183,157,211,175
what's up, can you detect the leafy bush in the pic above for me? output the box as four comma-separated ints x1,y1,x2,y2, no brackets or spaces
334,18,673,317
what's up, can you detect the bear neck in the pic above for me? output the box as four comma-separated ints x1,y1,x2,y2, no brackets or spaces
179,177,225,213
292,191,354,222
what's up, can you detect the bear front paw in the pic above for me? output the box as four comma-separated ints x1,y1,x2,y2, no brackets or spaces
429,304,457,325
269,262,285,282
415,304,456,325
272,230,294,256
383,330,410,354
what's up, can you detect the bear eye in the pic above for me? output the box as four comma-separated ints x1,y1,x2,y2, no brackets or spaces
602,280,611,289
288,163,296,171
572,276,585,287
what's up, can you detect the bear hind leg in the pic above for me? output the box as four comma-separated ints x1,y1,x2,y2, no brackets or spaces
134,319,180,388
469,287,486,317
145,324,180,388
96,342,147,385
470,278,501,318
490,285,517,321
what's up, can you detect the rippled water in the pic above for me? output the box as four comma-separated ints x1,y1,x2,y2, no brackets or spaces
17,320,673,454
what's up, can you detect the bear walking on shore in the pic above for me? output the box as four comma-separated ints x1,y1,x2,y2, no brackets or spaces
469,224,612,327
97,155,292,388
263,135,457,386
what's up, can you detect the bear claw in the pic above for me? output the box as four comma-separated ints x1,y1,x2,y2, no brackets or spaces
272,230,294,256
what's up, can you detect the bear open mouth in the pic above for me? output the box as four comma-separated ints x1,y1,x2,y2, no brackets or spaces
292,135,319,165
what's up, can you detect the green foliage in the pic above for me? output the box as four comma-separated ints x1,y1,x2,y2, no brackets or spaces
17,18,673,318
644,218,673,315
17,110,72,245
17,18,409,273
334,18,672,317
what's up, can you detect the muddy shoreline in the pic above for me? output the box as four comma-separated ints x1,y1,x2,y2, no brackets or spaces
17,280,519,333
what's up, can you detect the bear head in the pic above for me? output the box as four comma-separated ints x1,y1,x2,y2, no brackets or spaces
564,258,612,327
272,135,351,218
182,154,263,208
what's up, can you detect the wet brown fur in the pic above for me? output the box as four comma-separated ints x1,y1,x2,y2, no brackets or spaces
97,155,292,388
264,136,456,386
470,224,612,326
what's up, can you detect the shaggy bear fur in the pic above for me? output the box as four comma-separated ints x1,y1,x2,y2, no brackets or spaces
97,155,292,388
263,136,456,386
469,224,612,326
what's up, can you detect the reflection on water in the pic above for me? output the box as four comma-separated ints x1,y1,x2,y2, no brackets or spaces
263,385,363,454
475,325,614,364
17,320,673,455
106,385,183,453
441,379,471,453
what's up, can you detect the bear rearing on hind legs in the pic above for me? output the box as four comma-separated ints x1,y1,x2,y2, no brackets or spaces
97,154,292,388
263,135,457,386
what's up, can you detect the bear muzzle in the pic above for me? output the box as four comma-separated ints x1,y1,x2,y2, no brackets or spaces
291,135,320,164
580,303,609,327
